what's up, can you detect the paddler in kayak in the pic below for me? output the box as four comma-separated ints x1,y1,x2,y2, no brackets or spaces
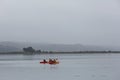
43,59,47,63
53,59,57,63
49,58,53,64
48,58,59,64
40,59,47,64
42,59,47,63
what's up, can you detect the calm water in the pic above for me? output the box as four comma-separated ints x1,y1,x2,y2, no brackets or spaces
0,53,120,80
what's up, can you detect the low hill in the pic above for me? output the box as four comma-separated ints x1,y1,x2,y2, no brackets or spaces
0,41,116,52
0,44,20,52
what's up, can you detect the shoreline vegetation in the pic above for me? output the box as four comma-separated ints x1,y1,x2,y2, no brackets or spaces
0,47,120,55
0,51,120,55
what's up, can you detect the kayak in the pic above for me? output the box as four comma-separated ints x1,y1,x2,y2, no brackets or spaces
40,61,59,65
40,62,48,64
49,61,59,65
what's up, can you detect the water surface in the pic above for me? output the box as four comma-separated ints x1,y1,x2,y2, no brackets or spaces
0,53,120,80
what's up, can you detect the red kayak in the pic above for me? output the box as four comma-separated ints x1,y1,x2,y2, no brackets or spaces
40,61,59,65
49,61,59,65
40,61,48,64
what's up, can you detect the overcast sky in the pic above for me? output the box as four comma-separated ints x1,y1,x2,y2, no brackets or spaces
0,0,120,46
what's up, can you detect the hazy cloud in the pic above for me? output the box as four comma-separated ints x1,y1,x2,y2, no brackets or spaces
0,0,120,46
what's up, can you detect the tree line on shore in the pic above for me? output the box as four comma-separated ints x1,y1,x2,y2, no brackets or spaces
0,46,120,55
22,47,120,54
23,47,52,54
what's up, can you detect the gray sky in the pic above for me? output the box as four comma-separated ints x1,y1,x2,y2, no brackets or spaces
0,0,120,46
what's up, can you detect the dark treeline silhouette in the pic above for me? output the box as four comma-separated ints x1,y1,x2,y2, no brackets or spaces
23,47,35,53
23,47,41,54
0,46,120,55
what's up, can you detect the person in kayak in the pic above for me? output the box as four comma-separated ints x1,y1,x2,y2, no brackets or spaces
49,59,53,63
48,58,58,64
53,59,57,63
43,59,47,63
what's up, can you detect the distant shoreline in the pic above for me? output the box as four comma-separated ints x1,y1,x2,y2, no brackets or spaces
0,51,120,55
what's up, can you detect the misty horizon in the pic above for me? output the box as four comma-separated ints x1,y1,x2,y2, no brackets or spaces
0,41,120,47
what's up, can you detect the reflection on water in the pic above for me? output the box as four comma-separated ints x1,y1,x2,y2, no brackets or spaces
0,53,120,80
